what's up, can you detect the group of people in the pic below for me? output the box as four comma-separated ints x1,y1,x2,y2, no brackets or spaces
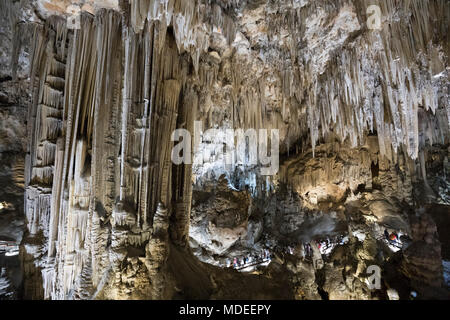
316,236,344,254
222,230,410,271
301,235,346,257
226,249,272,269
224,235,348,270
285,246,294,255
316,239,331,250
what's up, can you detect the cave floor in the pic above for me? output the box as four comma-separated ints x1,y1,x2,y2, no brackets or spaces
168,244,295,300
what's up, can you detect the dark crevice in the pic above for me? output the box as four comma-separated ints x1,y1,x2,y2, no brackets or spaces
315,269,329,300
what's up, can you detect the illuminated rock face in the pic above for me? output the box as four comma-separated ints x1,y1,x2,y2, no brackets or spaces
190,175,252,264
1,0,447,299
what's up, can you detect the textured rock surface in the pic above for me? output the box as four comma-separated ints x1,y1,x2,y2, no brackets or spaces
190,175,252,261
401,213,444,289
0,0,37,299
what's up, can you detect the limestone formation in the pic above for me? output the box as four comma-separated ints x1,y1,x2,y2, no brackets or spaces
0,0,448,300
401,213,444,291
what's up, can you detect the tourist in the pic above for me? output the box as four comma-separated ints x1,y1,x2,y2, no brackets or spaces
384,229,390,240
389,233,397,244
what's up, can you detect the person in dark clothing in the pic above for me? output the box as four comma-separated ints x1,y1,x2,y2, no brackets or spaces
384,229,390,240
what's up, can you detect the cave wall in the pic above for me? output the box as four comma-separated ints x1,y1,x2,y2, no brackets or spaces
24,9,197,298
0,0,37,299
10,0,450,299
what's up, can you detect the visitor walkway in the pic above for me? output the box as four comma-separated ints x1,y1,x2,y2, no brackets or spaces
0,241,19,255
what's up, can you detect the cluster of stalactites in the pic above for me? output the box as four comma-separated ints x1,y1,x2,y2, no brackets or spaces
128,0,237,73
256,0,449,161
26,0,450,166
314,5,448,161
123,0,449,188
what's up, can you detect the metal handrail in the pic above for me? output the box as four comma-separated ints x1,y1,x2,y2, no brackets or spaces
233,257,271,270
377,236,403,249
